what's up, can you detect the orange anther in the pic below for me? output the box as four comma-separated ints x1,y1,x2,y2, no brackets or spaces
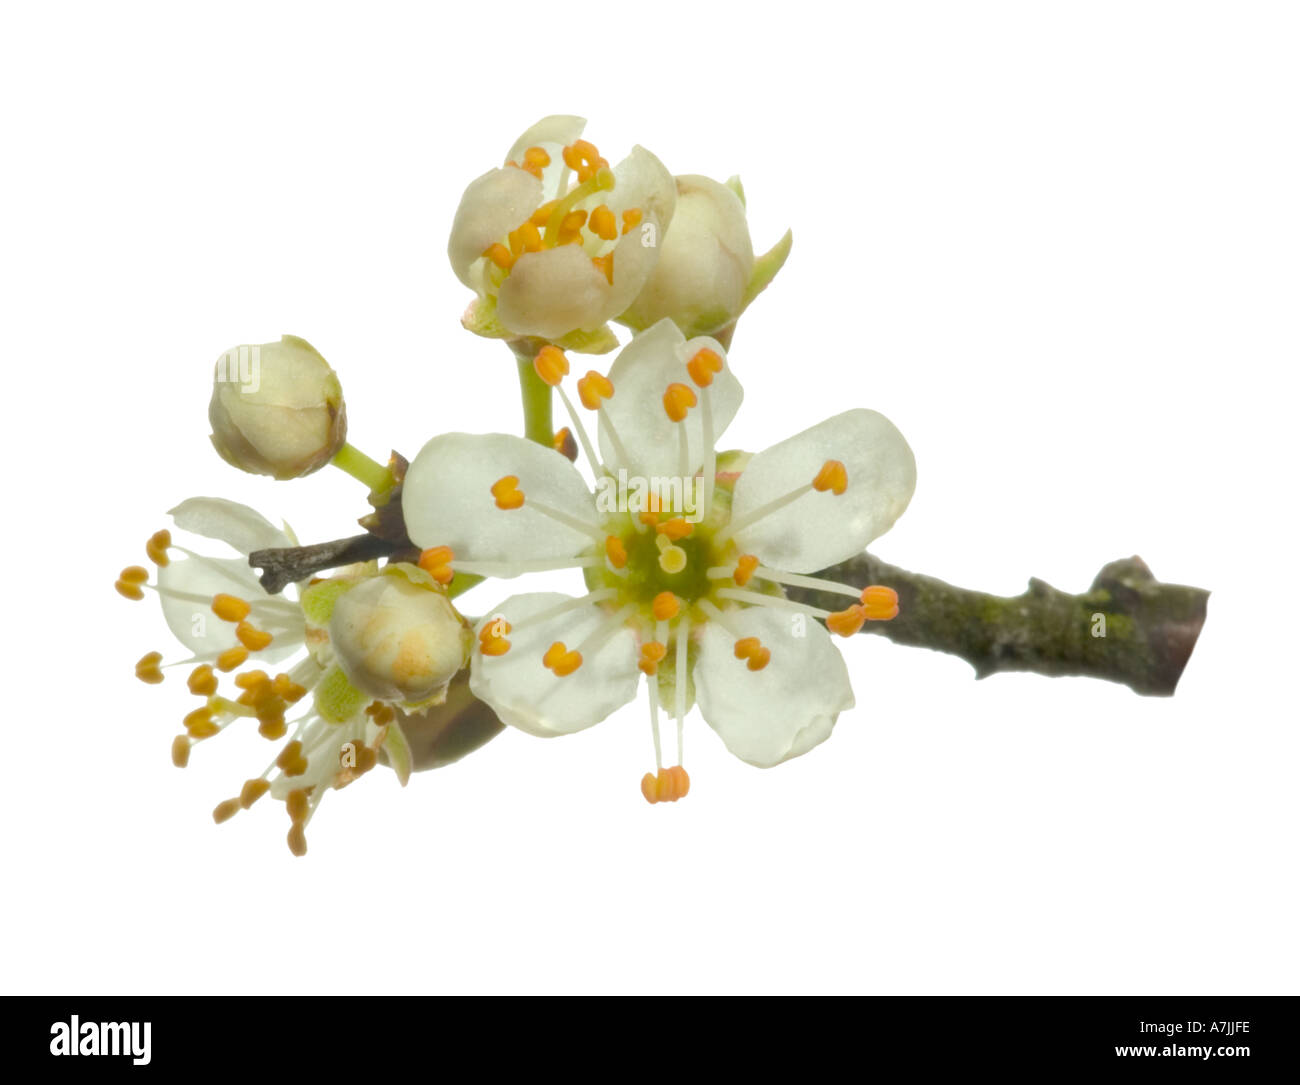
656,517,694,541
591,252,614,284
638,640,668,675
543,641,582,677
638,509,660,526
239,778,271,808
641,772,659,803
418,545,455,585
651,592,680,621
826,604,867,638
553,426,578,461
479,618,512,657
171,735,191,768
286,788,310,825
114,579,144,601
860,585,900,621
533,345,570,387
662,382,698,422
733,554,759,587
508,221,543,255
216,646,248,672
258,716,287,741
187,664,218,697
577,371,614,410
605,534,628,569
491,475,525,510
276,740,308,776
665,765,690,801
531,200,559,226
643,766,691,803
212,798,241,824
686,347,724,387
562,139,608,182
483,242,515,270
523,145,550,170
184,707,218,739
273,673,307,703
621,208,642,235
146,529,172,566
556,209,588,245
733,636,771,671
588,203,618,241
134,651,163,685
236,621,273,651
212,593,251,622
812,459,848,495
120,565,149,585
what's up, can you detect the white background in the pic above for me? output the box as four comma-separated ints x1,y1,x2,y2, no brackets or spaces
3,1,1296,994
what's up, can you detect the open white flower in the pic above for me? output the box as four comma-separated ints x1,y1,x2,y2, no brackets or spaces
116,498,464,855
449,115,676,346
402,319,916,801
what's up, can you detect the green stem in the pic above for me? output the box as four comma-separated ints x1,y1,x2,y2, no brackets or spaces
514,350,554,447
331,443,395,497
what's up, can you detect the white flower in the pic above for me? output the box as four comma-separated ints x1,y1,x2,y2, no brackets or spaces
619,174,754,338
208,335,347,479
449,115,676,345
401,319,916,801
117,498,436,856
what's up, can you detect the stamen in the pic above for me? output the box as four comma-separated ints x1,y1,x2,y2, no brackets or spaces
556,209,588,246
187,664,217,697
533,345,570,387
479,618,512,656
733,636,771,671
553,427,578,461
706,554,761,587
171,735,191,768
240,778,271,808
561,139,609,183
555,379,605,476
825,605,866,638
744,565,864,600
184,706,218,738
605,535,628,569
146,530,172,566
543,160,615,245
454,555,605,577
490,475,526,510
812,459,848,495
621,208,642,235
523,145,551,171
212,593,251,622
577,371,614,410
860,585,900,621
639,640,667,676
652,592,680,622
530,200,559,226
641,765,690,804
236,621,273,651
686,348,723,388
542,641,582,677
276,740,309,777
120,565,149,585
588,204,617,241
591,252,614,284
418,545,455,585
662,382,697,423
114,577,144,601
134,651,164,684
657,517,693,541
483,242,514,270
216,646,248,672
212,798,241,824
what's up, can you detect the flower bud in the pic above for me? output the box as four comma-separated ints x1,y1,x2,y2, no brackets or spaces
208,334,347,480
328,565,471,706
619,175,755,338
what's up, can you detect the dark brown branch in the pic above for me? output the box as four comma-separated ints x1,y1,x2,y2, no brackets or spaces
786,553,1209,696
248,533,405,594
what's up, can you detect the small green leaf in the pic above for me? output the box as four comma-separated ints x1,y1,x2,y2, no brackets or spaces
724,174,746,208
383,718,414,787
742,228,793,309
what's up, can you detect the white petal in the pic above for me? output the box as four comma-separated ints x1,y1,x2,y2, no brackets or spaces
403,432,598,566
695,605,854,767
168,497,293,555
447,167,543,288
495,245,611,339
470,593,639,737
606,145,676,234
730,409,916,573
596,318,742,481
157,556,301,663
505,114,587,200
